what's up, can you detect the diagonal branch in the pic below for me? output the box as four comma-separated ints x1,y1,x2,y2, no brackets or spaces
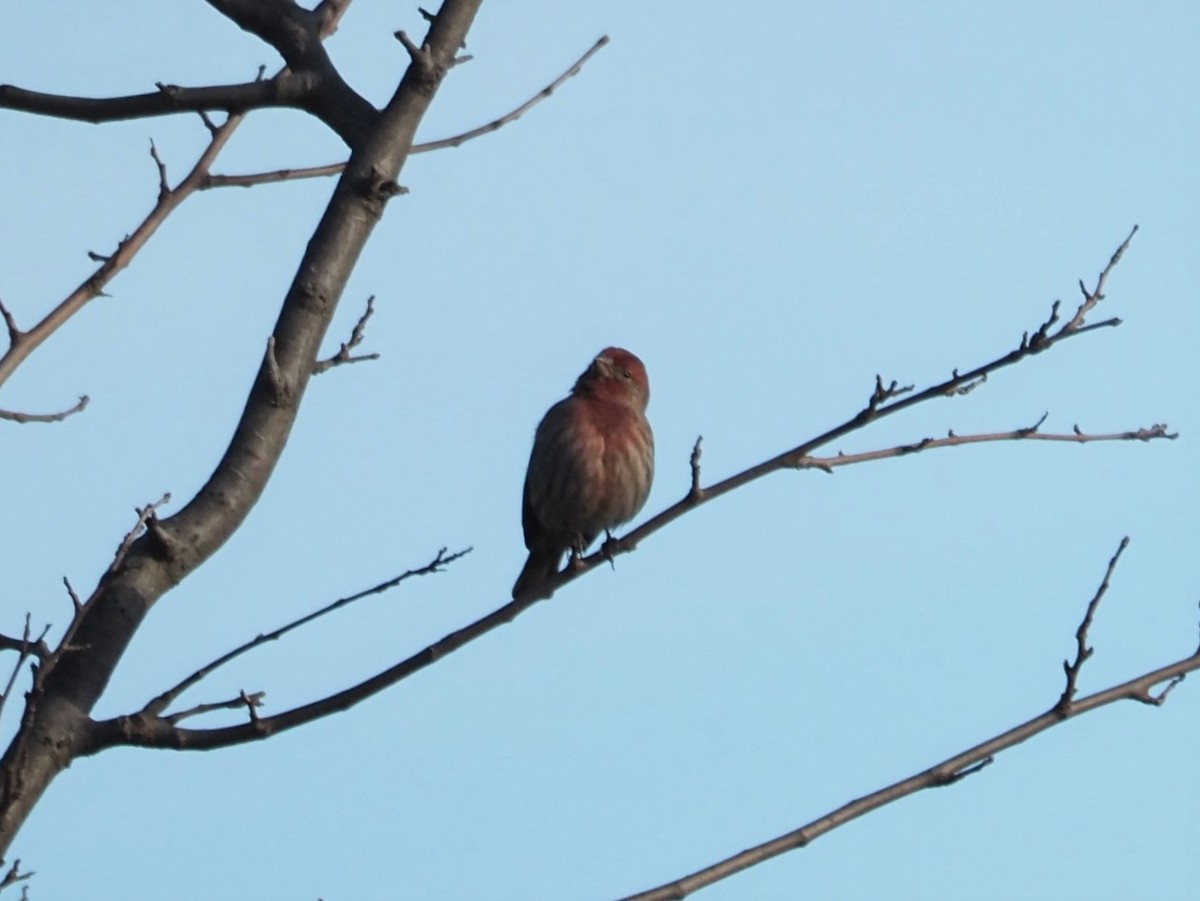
313,295,380,374
0,5,358,394
0,0,486,852
615,539,1198,901
1056,536,1129,714
140,547,471,717
198,35,610,190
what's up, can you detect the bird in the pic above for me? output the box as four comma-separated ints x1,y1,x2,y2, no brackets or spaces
512,347,655,601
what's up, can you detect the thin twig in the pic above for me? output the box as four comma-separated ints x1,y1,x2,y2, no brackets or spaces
0,859,33,892
1057,537,1130,714
166,691,266,725
0,298,21,347
688,437,704,501
109,493,171,575
0,4,355,391
141,547,472,717
0,616,45,725
792,422,1175,472
1062,225,1138,333
313,295,380,373
200,36,611,190
0,394,89,424
616,542,1190,901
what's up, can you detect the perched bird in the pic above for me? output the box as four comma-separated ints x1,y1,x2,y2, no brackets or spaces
512,347,655,601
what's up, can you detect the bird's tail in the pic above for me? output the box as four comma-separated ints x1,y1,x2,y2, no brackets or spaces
512,548,561,601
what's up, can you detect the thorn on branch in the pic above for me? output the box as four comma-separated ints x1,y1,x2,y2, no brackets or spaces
1129,423,1177,441
945,372,987,397
688,436,705,501
1026,300,1061,352
314,296,380,374
867,375,914,412
255,64,267,82
1016,411,1049,438
1056,536,1130,716
898,437,934,455
0,858,34,891
196,109,219,135
240,689,262,724
148,139,170,200
395,30,438,78
933,756,994,786
1134,673,1186,707
63,576,82,614
109,492,172,575
0,297,22,346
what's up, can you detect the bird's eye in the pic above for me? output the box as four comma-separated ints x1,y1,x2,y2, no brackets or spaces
622,368,632,379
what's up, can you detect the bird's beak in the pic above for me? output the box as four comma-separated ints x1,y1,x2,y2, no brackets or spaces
593,353,614,377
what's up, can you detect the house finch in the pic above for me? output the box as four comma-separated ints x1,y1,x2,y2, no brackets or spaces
512,347,655,601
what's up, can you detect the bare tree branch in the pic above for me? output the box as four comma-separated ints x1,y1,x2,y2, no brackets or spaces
0,396,89,425
313,295,380,374
0,78,311,125
139,547,472,718
0,116,242,390
795,420,1175,473
1057,536,1129,714
108,494,173,576
0,0,484,854
198,35,611,190
0,0,372,142
0,300,20,348
0,858,33,893
615,539,1198,901
413,34,609,153
0,617,51,727
0,5,357,394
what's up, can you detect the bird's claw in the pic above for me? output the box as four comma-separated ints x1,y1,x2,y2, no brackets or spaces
601,530,618,570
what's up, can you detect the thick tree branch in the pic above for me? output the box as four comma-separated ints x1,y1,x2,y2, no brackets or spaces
0,0,482,856
0,1,373,145
616,540,1198,901
0,78,311,124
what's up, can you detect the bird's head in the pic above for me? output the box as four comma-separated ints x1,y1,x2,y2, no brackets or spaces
574,347,650,410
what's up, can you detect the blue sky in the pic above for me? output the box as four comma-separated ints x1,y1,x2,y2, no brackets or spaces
1,2,1197,899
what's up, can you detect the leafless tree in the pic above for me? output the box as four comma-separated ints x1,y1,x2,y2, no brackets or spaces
0,2,1192,898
